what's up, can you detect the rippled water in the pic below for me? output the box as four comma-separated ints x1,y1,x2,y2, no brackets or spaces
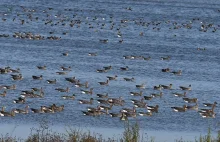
0,0,220,141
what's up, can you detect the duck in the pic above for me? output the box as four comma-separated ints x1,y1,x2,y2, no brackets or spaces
153,85,162,90
103,66,112,70
121,106,136,113
120,66,129,71
21,91,44,98
0,91,6,97
75,81,89,88
138,111,152,116
13,97,26,103
60,66,71,71
9,68,20,73
42,104,57,112
65,76,78,83
109,112,122,117
136,83,145,89
119,39,123,43
20,92,32,98
171,105,187,112
0,68,7,74
106,75,117,80
131,98,145,104
123,55,134,59
161,56,170,60
30,106,45,113
183,97,198,103
139,32,143,36
53,104,64,112
143,56,151,60
171,70,182,75
179,84,191,91
98,80,109,85
96,93,108,98
81,88,93,95
161,84,172,89
144,95,154,100
120,113,128,121
47,79,56,84
100,104,113,111
42,104,56,113
55,87,69,92
161,68,170,72
62,94,75,100
83,109,102,116
186,103,198,110
0,109,16,117
22,89,34,94
199,102,217,113
132,56,142,60
197,47,206,51
79,98,94,104
134,102,147,108
32,75,43,80
124,112,137,118
200,112,216,118
110,100,125,106
88,52,97,56
82,110,98,116
203,102,217,107
147,105,159,113
108,97,125,106
87,105,101,112
96,69,108,73
151,92,163,98
37,65,46,70
56,71,67,75
14,105,29,114
99,39,108,43
173,92,187,97
31,87,42,92
97,99,110,105
130,91,143,96
123,77,135,81
62,52,69,56
43,106,55,113
11,74,23,80
0,68,8,74
2,84,16,90
31,91,45,98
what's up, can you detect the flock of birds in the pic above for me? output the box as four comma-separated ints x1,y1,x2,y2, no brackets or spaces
0,4,219,42
0,4,219,123
0,53,217,120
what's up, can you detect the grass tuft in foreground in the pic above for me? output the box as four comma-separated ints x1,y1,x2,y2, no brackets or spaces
0,120,220,142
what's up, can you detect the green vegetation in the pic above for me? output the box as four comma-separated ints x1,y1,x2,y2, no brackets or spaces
122,121,140,142
0,121,219,142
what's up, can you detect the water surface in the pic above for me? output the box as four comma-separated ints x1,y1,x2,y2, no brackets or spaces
0,0,220,141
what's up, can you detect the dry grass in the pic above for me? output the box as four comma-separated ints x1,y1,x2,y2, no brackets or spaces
0,120,219,142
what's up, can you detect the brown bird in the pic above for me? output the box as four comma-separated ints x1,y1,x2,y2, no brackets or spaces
32,75,43,80
79,98,94,105
171,105,187,112
55,87,69,92
179,85,191,91
98,80,109,85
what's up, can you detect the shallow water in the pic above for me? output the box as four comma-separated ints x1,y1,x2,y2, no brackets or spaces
0,0,220,141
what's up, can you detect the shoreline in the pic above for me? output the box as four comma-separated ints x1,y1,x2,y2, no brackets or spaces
0,123,218,142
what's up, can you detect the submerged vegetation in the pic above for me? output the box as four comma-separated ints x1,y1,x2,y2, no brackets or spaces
0,120,219,142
